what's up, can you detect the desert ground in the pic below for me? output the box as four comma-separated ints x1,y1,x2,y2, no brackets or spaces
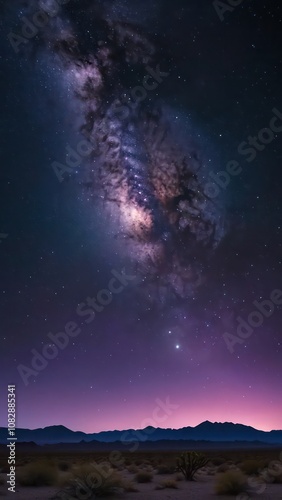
0,449,282,499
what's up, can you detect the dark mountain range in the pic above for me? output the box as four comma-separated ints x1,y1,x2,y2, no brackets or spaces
1,421,282,445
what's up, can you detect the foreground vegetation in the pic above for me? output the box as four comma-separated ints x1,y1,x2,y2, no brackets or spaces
0,447,281,498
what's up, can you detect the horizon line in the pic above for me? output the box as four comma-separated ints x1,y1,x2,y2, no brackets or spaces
2,420,281,433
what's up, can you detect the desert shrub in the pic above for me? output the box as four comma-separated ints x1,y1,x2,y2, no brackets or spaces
151,458,160,467
134,471,153,483
155,479,178,490
218,463,230,473
122,480,139,492
260,469,271,484
240,459,264,476
141,464,153,472
156,464,175,474
58,461,70,472
215,470,247,495
176,451,209,481
127,464,138,473
18,461,58,486
264,460,282,484
206,467,217,476
61,463,123,497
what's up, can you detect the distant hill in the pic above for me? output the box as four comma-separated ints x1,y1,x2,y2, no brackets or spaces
0,421,281,445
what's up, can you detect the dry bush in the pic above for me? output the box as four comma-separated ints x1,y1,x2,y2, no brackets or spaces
18,461,58,486
262,460,282,484
240,459,265,476
58,461,71,472
151,458,160,467
127,464,138,473
206,467,217,476
215,470,247,495
156,464,175,474
155,479,178,490
122,480,139,492
218,463,230,473
176,451,209,481
61,463,123,498
144,465,154,473
143,459,151,465
134,470,153,483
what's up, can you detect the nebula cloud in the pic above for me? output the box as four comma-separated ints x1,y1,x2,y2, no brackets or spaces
9,0,225,304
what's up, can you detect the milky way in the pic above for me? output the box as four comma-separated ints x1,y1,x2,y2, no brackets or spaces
12,0,225,303
2,0,282,434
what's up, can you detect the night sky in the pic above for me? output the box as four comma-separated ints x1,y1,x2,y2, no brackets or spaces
0,0,282,433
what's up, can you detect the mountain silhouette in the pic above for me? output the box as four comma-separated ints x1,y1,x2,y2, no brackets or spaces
1,421,281,445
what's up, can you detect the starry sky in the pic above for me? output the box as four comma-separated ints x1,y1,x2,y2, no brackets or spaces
0,0,282,433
